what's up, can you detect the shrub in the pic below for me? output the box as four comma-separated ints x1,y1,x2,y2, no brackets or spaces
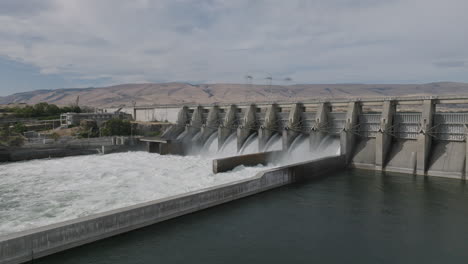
7,136,24,147
12,123,27,134
50,132,60,141
101,119,131,136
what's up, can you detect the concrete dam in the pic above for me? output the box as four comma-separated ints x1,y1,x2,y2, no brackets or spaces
143,95,468,179
3,95,468,264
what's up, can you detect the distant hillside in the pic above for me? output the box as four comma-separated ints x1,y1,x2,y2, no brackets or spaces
1,82,468,107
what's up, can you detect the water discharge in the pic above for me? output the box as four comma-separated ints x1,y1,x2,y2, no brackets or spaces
281,135,340,164
0,131,342,236
201,132,218,154
264,133,282,152
217,132,237,157
0,152,271,236
238,133,258,155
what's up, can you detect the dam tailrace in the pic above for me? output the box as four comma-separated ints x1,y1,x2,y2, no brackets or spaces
35,169,468,264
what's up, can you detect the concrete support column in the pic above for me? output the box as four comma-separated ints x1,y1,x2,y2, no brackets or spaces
237,104,257,152
258,104,278,151
199,106,219,144
375,101,395,170
282,103,303,151
218,105,237,150
340,101,361,163
310,103,331,149
162,106,188,139
186,106,204,138
416,99,435,175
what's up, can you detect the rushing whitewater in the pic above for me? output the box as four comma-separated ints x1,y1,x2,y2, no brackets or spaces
0,152,270,235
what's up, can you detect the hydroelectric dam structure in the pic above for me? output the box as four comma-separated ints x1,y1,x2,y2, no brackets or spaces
142,95,468,179
3,95,468,264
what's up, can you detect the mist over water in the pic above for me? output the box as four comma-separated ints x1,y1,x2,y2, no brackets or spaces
239,133,258,155
0,132,341,236
264,133,282,152
216,132,238,157
188,130,341,165
0,152,270,236
201,132,218,154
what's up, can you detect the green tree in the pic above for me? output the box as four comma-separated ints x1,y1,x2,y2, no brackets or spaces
12,122,27,134
50,132,61,141
7,136,24,147
101,119,131,136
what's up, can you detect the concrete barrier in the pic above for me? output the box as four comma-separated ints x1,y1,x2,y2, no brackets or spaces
0,155,345,264
213,151,283,173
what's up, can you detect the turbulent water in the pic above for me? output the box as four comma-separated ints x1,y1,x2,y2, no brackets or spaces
0,133,342,236
283,135,340,164
0,152,270,235
239,133,259,154
264,133,282,152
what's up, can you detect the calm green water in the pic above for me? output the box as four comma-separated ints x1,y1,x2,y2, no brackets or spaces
37,170,468,264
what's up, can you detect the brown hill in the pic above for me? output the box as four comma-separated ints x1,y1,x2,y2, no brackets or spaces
1,82,468,107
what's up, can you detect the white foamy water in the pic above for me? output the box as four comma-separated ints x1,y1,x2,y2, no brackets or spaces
281,135,340,164
0,152,270,236
217,133,237,157
239,133,258,155
264,133,282,152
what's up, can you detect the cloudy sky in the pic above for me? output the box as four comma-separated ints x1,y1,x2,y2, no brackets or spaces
0,0,467,95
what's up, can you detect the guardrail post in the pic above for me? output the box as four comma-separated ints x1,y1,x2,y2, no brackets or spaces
416,99,435,175
375,100,395,170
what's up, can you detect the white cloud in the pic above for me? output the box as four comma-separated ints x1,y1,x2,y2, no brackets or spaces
0,0,467,86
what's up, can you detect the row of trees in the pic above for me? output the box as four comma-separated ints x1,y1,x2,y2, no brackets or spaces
6,103,82,119
77,119,133,138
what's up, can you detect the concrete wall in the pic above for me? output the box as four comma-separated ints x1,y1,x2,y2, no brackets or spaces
0,155,345,264
3,137,144,162
213,151,283,173
134,107,180,123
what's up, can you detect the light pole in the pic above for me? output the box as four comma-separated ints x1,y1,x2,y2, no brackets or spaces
245,75,253,101
284,77,293,101
265,75,273,102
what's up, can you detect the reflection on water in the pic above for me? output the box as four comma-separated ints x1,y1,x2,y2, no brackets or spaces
37,170,468,264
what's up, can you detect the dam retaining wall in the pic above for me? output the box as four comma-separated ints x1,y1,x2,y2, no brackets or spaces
0,155,345,264
213,151,283,173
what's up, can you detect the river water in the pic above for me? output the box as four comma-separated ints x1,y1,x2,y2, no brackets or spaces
36,169,468,264
0,152,270,235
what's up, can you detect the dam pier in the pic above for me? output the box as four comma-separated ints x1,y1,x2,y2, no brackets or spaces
141,95,468,179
